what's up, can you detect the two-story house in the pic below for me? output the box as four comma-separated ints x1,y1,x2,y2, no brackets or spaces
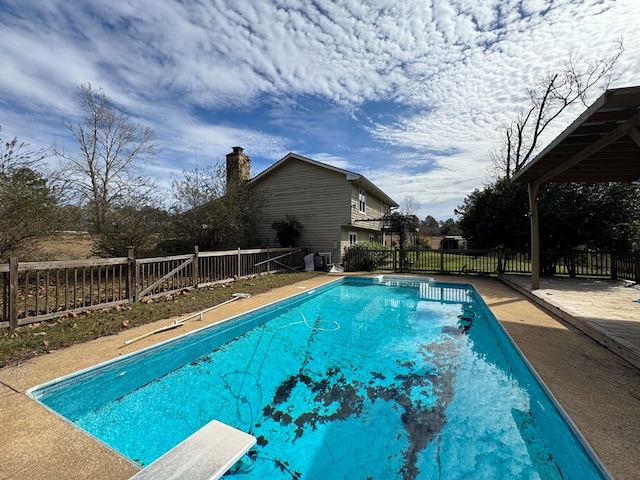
226,147,398,263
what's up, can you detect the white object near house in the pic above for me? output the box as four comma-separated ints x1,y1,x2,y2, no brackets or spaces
304,253,315,271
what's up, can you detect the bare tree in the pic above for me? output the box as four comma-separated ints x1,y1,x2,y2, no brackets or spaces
1,126,48,174
169,163,254,250
399,194,420,216
492,40,625,179
170,164,226,214
54,84,159,234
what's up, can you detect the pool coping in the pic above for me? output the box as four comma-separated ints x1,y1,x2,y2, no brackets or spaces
475,286,613,479
1,273,639,479
22,274,614,479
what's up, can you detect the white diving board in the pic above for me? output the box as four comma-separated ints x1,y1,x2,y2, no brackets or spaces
130,420,256,480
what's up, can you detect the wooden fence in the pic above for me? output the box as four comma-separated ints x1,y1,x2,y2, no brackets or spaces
0,246,308,329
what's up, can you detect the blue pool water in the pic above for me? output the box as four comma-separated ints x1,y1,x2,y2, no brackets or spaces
28,277,610,479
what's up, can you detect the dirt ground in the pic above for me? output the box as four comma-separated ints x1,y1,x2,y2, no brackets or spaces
33,232,95,260
33,233,445,261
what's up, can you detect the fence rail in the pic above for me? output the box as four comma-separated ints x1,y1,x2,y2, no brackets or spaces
346,248,640,283
4,246,637,329
1,246,308,329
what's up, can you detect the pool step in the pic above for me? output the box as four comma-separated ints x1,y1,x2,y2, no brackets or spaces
129,420,256,480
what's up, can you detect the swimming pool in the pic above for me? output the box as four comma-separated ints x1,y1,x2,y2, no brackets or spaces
28,276,611,479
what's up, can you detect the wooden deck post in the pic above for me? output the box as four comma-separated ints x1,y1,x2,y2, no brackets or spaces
193,246,199,289
9,257,18,330
126,247,136,303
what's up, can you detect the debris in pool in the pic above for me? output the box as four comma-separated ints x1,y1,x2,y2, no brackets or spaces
261,344,458,480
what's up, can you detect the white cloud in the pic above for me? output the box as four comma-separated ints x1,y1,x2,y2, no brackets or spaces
1,0,639,222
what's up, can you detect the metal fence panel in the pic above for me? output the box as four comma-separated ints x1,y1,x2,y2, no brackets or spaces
344,248,638,280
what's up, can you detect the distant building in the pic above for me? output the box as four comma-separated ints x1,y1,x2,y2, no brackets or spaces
440,235,467,250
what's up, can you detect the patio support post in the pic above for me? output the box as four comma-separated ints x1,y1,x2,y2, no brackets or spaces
528,182,541,290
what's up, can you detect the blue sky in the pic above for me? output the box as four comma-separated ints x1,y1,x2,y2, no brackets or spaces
1,0,639,220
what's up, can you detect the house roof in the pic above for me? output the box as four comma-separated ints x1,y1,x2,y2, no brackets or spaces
250,152,399,207
512,86,640,185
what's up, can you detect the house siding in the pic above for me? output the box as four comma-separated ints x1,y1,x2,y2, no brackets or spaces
250,155,396,263
349,184,389,229
251,159,351,262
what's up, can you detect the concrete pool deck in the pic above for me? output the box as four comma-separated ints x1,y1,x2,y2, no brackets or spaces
0,274,639,479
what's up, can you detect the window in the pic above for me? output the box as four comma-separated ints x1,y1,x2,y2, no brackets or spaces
359,189,366,213
349,232,357,245
369,234,375,243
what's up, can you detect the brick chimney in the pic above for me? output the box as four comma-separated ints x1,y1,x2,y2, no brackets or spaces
225,146,251,187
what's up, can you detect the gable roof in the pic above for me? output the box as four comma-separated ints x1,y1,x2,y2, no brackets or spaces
512,86,640,185
250,152,399,207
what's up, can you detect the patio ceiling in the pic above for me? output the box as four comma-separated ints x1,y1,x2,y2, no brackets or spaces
512,86,640,185
510,85,640,290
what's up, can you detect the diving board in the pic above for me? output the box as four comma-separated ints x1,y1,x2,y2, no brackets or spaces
130,420,256,480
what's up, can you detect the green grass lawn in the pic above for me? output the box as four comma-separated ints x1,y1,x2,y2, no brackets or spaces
392,250,503,273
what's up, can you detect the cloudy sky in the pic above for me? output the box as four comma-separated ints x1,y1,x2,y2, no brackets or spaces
1,0,639,220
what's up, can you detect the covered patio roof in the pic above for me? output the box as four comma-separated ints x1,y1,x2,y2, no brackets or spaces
512,86,640,289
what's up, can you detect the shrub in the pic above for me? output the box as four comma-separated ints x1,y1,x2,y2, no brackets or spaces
271,216,304,247
344,242,389,271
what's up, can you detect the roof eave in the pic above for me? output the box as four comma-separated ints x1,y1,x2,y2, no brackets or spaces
512,86,640,185
249,152,399,207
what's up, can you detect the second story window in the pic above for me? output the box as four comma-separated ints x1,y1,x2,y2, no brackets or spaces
359,189,366,213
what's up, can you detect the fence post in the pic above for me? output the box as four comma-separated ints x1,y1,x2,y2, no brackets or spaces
611,253,617,280
237,247,241,278
193,246,200,289
440,250,445,274
393,248,397,272
635,251,640,284
9,257,18,329
267,246,270,274
126,246,136,303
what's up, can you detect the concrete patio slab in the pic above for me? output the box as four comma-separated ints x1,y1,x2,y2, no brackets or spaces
502,275,640,369
0,274,638,480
